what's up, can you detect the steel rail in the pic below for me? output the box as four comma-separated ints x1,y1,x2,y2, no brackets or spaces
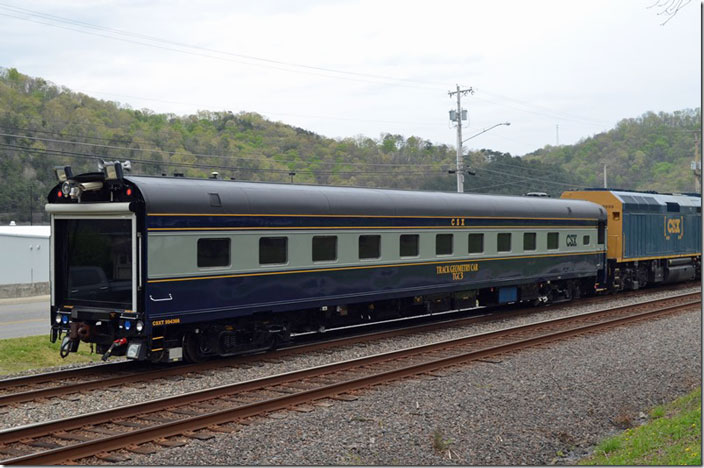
1,287,697,407
1,281,696,398
0,294,698,465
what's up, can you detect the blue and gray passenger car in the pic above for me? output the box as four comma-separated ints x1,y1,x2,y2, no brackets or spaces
48,168,607,362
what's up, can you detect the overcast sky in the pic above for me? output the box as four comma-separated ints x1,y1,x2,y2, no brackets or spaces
0,0,699,156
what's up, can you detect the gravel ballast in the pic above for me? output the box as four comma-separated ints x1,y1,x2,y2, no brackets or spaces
1,287,698,431
1,287,700,465
121,299,701,465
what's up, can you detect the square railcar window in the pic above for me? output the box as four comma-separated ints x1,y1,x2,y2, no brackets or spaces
313,236,337,262
583,235,590,245
497,233,511,252
547,232,559,250
468,233,483,253
359,235,381,260
436,234,453,256
400,234,419,257
198,238,230,268
523,232,536,251
259,237,288,265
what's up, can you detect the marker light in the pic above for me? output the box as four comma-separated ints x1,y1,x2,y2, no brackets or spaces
126,187,132,196
57,190,63,198
61,181,72,197
135,320,144,332
55,315,61,324
61,314,69,325
124,320,131,331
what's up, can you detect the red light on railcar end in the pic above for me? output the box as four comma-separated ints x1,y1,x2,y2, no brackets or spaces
126,188,132,196
57,190,63,198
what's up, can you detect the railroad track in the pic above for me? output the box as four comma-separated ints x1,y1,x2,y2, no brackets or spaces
0,291,698,465
0,284,696,408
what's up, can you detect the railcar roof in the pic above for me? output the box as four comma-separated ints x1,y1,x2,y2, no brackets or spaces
126,176,606,220
611,190,701,208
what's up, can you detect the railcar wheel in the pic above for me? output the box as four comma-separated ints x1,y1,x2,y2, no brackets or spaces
183,332,207,363
149,349,165,363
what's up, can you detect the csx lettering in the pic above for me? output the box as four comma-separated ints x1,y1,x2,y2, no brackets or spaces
450,218,466,227
151,318,181,326
667,218,681,234
566,234,577,247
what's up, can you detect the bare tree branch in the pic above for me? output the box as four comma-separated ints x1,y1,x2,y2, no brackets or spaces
647,0,692,25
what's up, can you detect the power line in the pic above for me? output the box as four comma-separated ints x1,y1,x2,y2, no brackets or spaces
0,143,454,176
475,166,582,189
479,158,578,184
0,130,455,168
0,2,450,89
0,2,632,128
0,6,443,92
0,132,585,188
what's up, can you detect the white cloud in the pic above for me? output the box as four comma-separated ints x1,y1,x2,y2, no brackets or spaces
0,0,698,155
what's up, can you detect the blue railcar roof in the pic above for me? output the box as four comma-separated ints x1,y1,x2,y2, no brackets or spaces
125,175,606,220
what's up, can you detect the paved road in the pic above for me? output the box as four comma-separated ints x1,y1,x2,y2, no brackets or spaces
0,296,50,339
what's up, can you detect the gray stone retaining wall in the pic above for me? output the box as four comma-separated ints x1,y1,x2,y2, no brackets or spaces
0,282,50,299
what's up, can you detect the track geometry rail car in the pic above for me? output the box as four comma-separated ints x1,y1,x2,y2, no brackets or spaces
46,163,700,362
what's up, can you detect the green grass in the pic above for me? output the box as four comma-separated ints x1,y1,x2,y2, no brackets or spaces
0,335,102,375
580,387,701,465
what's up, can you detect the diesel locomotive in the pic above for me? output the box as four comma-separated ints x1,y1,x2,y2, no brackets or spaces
46,163,701,363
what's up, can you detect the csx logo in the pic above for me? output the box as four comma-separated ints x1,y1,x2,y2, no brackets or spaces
664,216,684,240
667,218,681,234
566,235,577,247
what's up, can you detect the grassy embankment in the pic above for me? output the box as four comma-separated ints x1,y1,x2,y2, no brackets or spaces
0,335,101,375
580,387,701,465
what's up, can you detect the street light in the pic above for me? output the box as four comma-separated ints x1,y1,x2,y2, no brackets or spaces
454,122,510,193
462,122,510,144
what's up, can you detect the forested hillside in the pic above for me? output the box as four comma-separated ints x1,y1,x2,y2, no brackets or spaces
525,109,701,193
0,68,699,224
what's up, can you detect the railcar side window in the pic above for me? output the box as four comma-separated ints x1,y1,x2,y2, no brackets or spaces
436,234,453,256
468,233,483,254
547,232,559,250
312,236,337,262
523,232,536,251
197,238,230,268
400,234,419,257
497,233,511,252
359,235,381,260
583,235,590,246
259,237,288,265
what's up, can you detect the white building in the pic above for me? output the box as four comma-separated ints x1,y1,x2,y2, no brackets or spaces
0,224,50,288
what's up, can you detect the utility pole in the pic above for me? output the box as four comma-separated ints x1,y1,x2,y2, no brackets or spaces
28,182,33,226
603,164,607,188
691,132,701,193
448,84,473,193
556,124,559,146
